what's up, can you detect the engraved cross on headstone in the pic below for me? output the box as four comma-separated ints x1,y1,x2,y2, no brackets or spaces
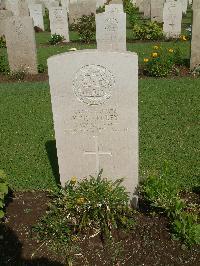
84,136,112,174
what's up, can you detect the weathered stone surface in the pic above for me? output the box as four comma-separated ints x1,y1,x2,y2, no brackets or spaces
68,0,96,24
0,10,13,36
179,0,188,14
48,50,138,196
96,5,126,51
29,4,44,31
143,0,151,18
151,0,165,23
5,16,38,74
61,0,69,11
190,0,200,69
43,0,59,9
105,3,124,12
49,6,69,41
163,0,182,38
96,0,106,8
6,0,29,16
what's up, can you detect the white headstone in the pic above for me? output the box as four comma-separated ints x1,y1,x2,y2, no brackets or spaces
179,0,188,14
5,16,38,74
163,0,183,38
61,0,69,11
105,3,124,12
69,0,96,24
29,4,44,30
6,0,29,16
49,6,69,41
190,0,200,69
43,0,59,9
0,10,13,36
0,0,6,9
143,0,151,18
48,50,138,197
151,0,165,23
96,0,106,8
96,6,126,51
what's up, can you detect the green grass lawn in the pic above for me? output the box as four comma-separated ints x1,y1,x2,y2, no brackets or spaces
0,78,199,191
0,6,198,193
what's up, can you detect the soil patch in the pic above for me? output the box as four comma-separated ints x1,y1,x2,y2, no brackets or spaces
0,192,199,266
0,73,49,84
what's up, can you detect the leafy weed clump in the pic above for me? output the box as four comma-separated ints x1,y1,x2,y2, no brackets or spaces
34,171,135,263
0,171,9,220
140,164,200,246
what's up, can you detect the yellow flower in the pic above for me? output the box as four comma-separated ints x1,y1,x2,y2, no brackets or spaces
153,45,159,50
144,58,149,63
70,176,77,184
152,52,158,58
77,197,85,205
168,48,174,53
180,35,187,41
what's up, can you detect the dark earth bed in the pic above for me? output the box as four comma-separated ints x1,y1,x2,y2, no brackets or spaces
0,192,199,266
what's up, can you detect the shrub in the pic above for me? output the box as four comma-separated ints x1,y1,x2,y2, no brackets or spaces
133,21,164,40
0,35,6,48
0,170,8,219
0,55,9,74
143,45,183,77
123,0,139,27
34,171,135,262
71,14,96,43
48,34,64,45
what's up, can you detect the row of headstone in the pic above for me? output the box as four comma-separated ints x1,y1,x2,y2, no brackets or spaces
1,0,200,74
135,0,190,22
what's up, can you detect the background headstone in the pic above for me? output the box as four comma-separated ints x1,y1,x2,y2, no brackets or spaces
6,0,29,16
48,50,139,196
105,3,124,12
163,0,182,38
69,0,96,24
29,4,44,31
151,0,165,23
180,0,188,14
0,10,13,36
190,0,200,69
49,6,69,41
61,0,69,11
96,0,106,8
5,16,38,74
96,6,126,51
143,0,151,18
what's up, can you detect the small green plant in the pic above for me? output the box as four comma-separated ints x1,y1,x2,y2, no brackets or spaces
0,170,9,219
48,34,64,45
143,45,183,77
71,14,96,43
34,170,135,263
9,69,27,81
192,65,200,77
0,55,9,74
0,35,6,48
133,21,164,40
140,164,200,246
37,63,46,73
96,5,105,13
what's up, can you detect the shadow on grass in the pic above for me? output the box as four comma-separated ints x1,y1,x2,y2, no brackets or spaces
45,140,61,186
0,224,63,266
